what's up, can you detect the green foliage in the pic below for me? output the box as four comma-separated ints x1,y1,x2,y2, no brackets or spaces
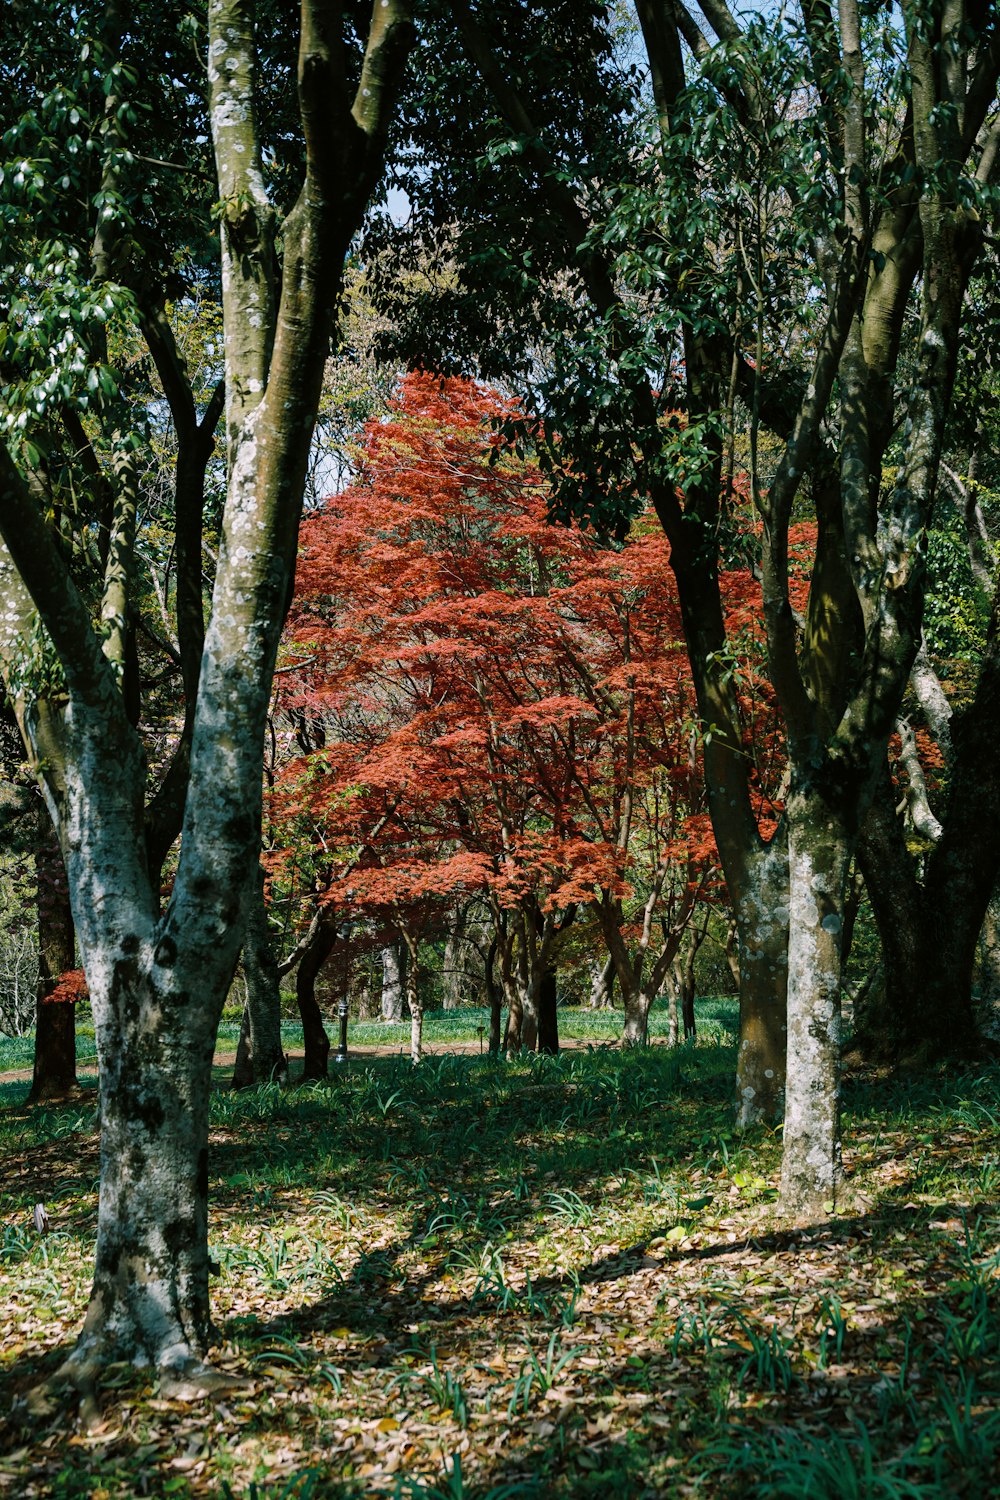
923,517,990,661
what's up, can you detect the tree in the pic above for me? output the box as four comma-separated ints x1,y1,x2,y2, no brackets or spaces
0,0,413,1394
852,251,1000,1063
368,0,1000,1212
277,373,759,1051
26,813,81,1103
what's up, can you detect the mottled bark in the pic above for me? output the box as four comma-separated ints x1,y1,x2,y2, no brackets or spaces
915,611,1000,1052
779,785,850,1216
733,844,789,1124
622,988,654,1046
27,821,78,1104
401,928,422,1064
588,953,615,1009
856,601,1000,1062
81,974,218,1374
381,942,406,1021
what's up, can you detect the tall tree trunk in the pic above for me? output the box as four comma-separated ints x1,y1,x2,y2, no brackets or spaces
496,915,521,1054
401,928,422,1064
504,989,523,1054
854,771,929,1058
381,942,406,1021
442,905,464,1009
977,895,1000,1012
681,981,696,1040
232,866,286,1088
674,932,697,1040
912,635,1000,1053
485,935,502,1054
732,842,789,1125
27,821,78,1104
857,685,998,1062
80,968,220,1383
537,967,558,1054
779,786,850,1216
515,915,539,1052
296,917,334,1080
666,975,679,1046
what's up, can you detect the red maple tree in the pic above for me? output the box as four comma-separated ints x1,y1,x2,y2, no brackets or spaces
271,373,787,1050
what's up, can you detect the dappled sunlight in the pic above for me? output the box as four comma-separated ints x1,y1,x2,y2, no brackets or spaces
3,1037,1000,1494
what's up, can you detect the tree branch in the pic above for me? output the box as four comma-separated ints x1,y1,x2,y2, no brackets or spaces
0,445,123,714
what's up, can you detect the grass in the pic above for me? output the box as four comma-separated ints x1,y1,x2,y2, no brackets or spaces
1,1001,999,1496
0,999,737,1075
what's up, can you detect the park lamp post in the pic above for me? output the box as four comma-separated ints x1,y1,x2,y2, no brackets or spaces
334,995,349,1064
334,921,353,1065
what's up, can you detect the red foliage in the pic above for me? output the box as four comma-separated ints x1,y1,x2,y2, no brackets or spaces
270,374,786,943
43,968,88,1005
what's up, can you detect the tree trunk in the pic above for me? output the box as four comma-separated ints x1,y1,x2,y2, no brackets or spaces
521,997,538,1051
682,983,696,1040
442,905,464,1009
854,772,928,1058
27,822,78,1104
485,935,502,1054
381,942,406,1021
0,0,415,1395
779,787,850,1217
733,842,789,1125
677,955,696,1039
401,929,422,1064
537,967,559,1054
504,989,523,1055
673,927,699,1040
515,928,539,1052
977,894,1000,1011
857,760,985,1062
623,989,653,1046
667,976,679,1046
296,918,334,1080
588,953,615,1009
78,972,218,1379
724,919,741,991
232,866,286,1088
232,1006,253,1090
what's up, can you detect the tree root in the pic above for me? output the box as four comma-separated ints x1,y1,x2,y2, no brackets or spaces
21,1343,253,1429
23,1353,103,1430
157,1358,255,1402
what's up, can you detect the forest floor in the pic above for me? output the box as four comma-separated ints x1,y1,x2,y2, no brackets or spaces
1,1006,1000,1497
